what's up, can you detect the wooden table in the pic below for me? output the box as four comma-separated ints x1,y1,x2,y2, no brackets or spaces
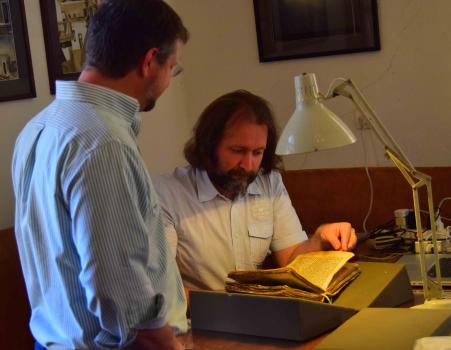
179,329,325,350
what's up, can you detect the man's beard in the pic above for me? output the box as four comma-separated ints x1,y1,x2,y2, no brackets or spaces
142,98,156,112
208,168,258,196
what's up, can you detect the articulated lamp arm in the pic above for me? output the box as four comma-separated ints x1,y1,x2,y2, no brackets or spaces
326,79,413,169
322,78,443,301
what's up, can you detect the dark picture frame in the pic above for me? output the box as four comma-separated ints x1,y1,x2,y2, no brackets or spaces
253,0,380,62
39,0,102,94
0,0,35,102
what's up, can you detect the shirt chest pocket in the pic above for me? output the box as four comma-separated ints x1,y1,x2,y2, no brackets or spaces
248,223,273,267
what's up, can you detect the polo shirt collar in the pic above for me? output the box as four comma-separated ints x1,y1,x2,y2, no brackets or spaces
196,169,219,202
247,178,262,196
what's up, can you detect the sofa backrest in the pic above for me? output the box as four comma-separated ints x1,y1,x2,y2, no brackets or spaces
0,227,34,349
281,167,451,234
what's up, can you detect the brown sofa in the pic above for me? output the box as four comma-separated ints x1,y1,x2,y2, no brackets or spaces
282,167,451,234
2,166,450,348
0,227,33,349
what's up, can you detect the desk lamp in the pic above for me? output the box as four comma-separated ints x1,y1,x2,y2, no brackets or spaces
276,72,444,303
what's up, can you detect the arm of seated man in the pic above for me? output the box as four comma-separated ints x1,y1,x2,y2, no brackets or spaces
273,222,357,267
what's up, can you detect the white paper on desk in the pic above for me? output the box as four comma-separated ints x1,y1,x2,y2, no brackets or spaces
414,336,451,350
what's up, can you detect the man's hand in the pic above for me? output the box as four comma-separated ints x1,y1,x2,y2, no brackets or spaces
313,222,357,251
273,222,357,266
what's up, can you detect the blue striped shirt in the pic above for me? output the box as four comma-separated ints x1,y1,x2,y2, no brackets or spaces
12,81,187,349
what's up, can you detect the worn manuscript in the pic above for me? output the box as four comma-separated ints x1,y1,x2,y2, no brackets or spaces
226,251,360,303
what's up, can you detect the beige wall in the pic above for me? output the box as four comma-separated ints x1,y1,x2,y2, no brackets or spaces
1,0,191,228
2,1,51,229
2,0,451,228
174,0,451,170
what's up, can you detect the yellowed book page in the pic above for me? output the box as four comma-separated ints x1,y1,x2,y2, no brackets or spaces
287,251,354,291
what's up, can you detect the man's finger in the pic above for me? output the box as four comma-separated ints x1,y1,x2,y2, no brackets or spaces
328,232,342,250
338,223,351,251
347,228,357,250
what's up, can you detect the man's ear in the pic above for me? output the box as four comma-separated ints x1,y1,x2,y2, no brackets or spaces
140,48,159,78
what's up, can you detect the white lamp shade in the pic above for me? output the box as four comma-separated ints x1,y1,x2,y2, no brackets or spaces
276,74,357,155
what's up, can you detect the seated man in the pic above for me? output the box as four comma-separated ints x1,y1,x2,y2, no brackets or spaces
155,90,357,291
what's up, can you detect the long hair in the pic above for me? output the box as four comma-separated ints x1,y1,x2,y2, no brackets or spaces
84,0,189,78
184,90,282,174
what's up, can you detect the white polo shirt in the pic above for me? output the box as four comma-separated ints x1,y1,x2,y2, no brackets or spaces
154,165,308,291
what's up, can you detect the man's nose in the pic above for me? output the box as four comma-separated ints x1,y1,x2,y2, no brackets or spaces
239,152,254,171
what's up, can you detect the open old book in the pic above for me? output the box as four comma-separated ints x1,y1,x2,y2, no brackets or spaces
226,251,360,303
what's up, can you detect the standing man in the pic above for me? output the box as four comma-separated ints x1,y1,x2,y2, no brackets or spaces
155,90,357,291
12,1,188,349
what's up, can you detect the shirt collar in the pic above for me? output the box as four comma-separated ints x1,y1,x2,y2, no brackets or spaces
247,178,262,196
55,80,142,136
195,168,262,202
196,168,220,202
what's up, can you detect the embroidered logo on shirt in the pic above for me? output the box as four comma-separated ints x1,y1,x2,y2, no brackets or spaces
251,200,272,221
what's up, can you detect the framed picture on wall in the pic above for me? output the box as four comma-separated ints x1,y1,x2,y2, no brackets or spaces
253,0,380,62
0,0,35,102
39,0,102,94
